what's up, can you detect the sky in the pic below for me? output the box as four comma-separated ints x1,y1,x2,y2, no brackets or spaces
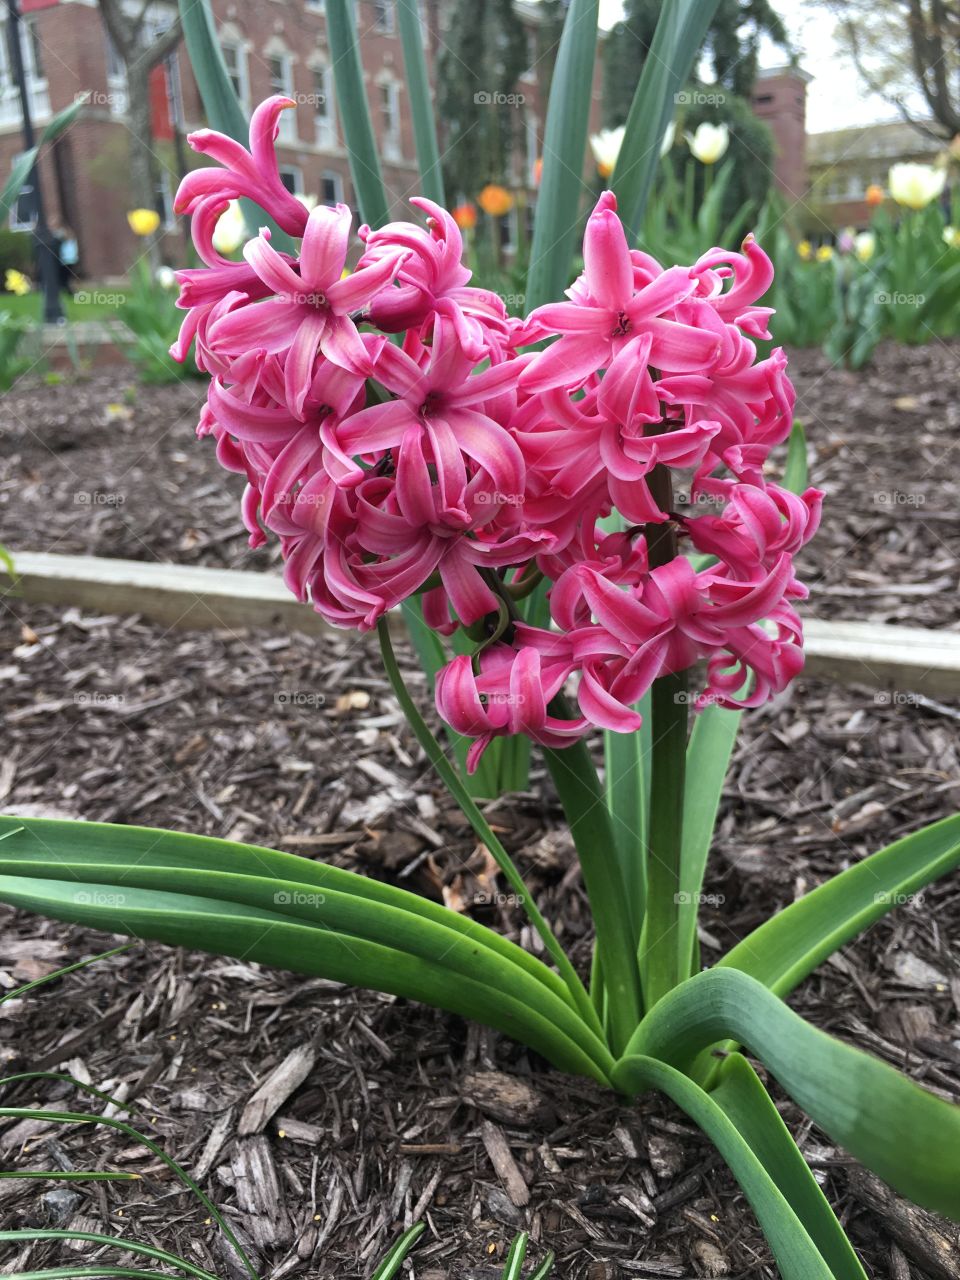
597,0,915,135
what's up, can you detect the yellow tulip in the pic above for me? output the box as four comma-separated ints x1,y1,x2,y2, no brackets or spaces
816,244,834,262
888,162,945,211
4,268,30,295
943,226,960,249
127,208,161,237
796,240,812,261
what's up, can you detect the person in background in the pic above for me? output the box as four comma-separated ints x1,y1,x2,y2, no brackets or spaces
57,224,80,293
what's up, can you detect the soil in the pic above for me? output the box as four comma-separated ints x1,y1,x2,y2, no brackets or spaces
0,341,959,1278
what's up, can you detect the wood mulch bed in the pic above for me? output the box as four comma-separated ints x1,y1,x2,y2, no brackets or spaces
0,605,958,1278
1,339,959,1275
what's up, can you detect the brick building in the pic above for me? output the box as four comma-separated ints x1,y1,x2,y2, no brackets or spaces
749,64,812,203
0,0,602,280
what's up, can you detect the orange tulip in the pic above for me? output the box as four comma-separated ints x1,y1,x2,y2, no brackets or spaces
477,184,514,218
865,183,885,208
451,202,478,230
532,157,543,187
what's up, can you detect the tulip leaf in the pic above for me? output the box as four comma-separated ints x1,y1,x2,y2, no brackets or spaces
525,0,599,310
326,0,391,228
610,0,721,243
396,0,444,206
711,1054,868,1280
603,688,652,942
611,1054,837,1280
0,98,86,221
372,1224,426,1280
625,967,960,1220
783,421,809,494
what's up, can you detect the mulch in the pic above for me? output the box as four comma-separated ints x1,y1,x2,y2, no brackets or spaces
0,340,959,1278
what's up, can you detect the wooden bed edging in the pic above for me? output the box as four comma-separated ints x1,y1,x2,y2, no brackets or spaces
3,551,959,700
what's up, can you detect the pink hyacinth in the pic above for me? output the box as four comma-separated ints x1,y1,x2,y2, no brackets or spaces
173,99,820,772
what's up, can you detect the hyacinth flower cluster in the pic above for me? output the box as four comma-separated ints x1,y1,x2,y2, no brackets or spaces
172,96,822,771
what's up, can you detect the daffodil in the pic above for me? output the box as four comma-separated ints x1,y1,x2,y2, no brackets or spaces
127,208,161,237
4,268,31,296
888,162,945,211
685,122,729,165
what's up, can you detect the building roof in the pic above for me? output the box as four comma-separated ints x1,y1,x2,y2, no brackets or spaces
808,118,942,164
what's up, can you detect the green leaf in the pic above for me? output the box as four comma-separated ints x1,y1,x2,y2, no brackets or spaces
0,98,86,221
603,690,652,940
525,0,599,310
0,817,613,1084
372,1224,426,1280
0,1232,217,1280
396,0,444,206
611,1055,836,1280
676,702,741,977
610,0,721,242
500,1233,529,1280
177,0,296,253
783,422,809,494
326,0,391,228
719,812,960,999
625,967,960,1221
711,1054,868,1280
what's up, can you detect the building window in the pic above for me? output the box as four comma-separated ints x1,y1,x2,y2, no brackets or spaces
268,53,296,140
320,169,344,205
278,165,303,196
0,19,50,127
221,40,249,112
378,80,401,160
8,155,34,230
104,33,128,115
306,0,326,9
313,65,336,148
372,0,395,33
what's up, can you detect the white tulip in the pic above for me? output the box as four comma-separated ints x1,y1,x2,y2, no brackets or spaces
685,121,730,165
854,231,876,262
660,120,676,156
888,162,946,211
590,126,625,177
155,265,176,289
211,199,248,254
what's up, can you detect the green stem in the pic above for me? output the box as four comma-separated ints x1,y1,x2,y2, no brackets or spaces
640,668,689,1009
376,620,603,1042
542,734,642,1056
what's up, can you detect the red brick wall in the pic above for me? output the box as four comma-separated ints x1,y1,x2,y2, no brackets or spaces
750,69,809,201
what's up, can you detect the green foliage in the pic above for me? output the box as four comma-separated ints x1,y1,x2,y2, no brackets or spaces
667,92,775,229
437,0,529,199
118,263,200,384
704,0,790,97
0,228,33,275
0,313,31,390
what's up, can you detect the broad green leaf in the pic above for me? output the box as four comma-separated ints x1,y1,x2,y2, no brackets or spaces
783,422,809,494
610,0,721,242
500,1233,529,1280
525,0,599,311
177,0,296,253
611,1055,836,1280
712,1054,868,1280
544,735,642,1054
0,98,86,221
0,817,613,1083
603,689,652,941
676,702,742,976
396,0,444,206
626,967,960,1220
372,1224,426,1280
326,0,391,228
719,812,960,998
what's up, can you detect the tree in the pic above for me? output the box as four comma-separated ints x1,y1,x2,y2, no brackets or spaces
96,0,182,235
436,0,529,199
823,0,960,139
603,0,791,127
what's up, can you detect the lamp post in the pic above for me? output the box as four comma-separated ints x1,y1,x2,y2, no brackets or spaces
5,0,63,324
